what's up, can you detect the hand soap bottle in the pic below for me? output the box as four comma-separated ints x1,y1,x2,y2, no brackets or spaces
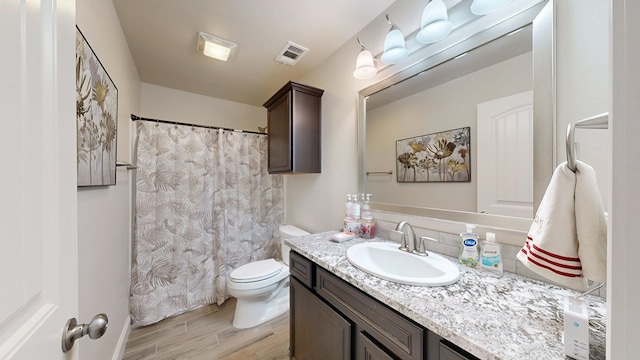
343,194,360,234
480,232,503,276
459,224,479,268
360,194,375,239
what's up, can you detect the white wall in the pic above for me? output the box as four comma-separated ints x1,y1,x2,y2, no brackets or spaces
76,0,141,358
555,0,610,208
140,83,266,131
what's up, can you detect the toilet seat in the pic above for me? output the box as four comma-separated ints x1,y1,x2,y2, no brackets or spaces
230,259,282,283
227,260,289,292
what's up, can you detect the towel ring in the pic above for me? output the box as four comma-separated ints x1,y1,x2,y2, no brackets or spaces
566,113,609,172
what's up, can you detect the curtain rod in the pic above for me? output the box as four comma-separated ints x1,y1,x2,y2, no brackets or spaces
130,114,266,135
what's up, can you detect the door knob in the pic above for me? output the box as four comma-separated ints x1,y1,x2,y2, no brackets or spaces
61,313,108,353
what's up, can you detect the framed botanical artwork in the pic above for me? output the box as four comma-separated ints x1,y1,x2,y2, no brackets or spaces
396,126,470,183
75,26,118,186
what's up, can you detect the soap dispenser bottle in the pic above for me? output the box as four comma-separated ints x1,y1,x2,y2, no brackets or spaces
480,232,503,276
360,194,375,239
343,194,360,234
459,224,479,268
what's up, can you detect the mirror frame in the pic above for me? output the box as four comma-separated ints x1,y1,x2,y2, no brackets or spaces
357,0,554,232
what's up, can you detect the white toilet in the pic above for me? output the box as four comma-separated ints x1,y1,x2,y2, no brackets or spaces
227,225,309,329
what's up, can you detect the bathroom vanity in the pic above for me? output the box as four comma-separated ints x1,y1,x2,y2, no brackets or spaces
289,251,476,360
286,231,606,360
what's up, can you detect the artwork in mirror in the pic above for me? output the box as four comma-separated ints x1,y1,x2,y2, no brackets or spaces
358,1,553,229
396,127,470,183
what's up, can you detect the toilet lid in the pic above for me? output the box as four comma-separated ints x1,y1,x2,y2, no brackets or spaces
230,259,282,283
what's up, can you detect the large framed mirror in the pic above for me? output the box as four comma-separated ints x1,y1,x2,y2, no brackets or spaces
357,0,554,233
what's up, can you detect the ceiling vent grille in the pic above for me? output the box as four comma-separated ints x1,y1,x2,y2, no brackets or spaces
274,41,309,66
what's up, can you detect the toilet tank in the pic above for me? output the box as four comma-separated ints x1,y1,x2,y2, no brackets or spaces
279,225,309,265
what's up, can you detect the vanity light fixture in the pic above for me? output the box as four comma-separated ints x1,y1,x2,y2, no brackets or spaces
353,38,377,80
381,15,409,64
197,32,237,61
416,0,453,44
470,0,513,15
352,0,511,75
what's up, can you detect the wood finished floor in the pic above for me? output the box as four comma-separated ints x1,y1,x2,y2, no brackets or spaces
122,298,290,360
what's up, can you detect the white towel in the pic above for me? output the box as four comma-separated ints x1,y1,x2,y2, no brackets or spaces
516,161,607,291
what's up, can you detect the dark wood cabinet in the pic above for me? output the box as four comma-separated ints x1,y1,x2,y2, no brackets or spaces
290,277,351,360
263,81,323,174
288,251,480,360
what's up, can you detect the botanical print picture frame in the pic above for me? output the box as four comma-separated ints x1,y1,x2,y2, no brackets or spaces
76,26,118,186
396,126,470,183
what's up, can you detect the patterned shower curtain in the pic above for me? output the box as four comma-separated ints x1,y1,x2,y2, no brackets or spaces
130,120,284,327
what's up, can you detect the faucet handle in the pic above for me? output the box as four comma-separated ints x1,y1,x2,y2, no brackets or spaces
391,230,410,252
413,236,438,256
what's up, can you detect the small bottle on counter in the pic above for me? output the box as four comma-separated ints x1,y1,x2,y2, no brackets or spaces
343,194,361,234
480,232,503,276
459,224,479,268
360,194,375,239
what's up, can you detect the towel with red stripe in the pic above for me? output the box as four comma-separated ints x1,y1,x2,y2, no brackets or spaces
517,161,607,291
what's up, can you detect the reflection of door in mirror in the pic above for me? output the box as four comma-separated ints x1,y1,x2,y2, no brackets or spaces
477,91,533,218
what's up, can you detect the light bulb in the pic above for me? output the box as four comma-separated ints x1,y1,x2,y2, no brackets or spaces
353,49,377,80
416,0,452,44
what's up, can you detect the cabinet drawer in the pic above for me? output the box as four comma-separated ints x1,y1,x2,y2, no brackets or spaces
316,267,423,360
289,251,313,288
439,340,479,360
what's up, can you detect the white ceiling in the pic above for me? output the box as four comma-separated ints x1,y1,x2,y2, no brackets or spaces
112,0,396,107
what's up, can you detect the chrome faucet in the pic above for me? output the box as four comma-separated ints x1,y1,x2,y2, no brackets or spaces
395,221,415,252
396,221,417,252
394,221,436,257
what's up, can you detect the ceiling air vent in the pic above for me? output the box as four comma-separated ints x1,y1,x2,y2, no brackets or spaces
274,41,309,66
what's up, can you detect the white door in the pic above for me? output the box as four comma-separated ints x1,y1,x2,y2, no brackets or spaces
0,1,79,359
477,91,534,218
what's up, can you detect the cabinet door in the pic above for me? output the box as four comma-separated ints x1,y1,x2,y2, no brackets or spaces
290,277,351,360
267,92,292,173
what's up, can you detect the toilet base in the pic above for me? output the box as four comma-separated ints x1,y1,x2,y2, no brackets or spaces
232,286,290,329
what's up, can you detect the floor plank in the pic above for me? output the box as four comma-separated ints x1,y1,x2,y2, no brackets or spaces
123,298,290,360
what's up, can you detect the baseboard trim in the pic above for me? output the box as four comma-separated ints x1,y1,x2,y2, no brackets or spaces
112,315,131,360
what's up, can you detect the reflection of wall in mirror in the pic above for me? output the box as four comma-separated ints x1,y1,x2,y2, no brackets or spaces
366,51,532,212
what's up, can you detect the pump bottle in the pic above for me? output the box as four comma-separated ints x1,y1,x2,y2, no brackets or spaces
343,194,360,234
360,194,375,239
459,224,480,268
480,232,503,276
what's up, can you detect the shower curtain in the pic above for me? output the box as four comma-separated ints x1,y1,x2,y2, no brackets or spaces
130,120,284,327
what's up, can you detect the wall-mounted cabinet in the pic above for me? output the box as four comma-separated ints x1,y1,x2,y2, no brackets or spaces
263,81,323,174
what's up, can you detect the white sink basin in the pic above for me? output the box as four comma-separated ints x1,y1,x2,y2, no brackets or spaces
346,242,460,286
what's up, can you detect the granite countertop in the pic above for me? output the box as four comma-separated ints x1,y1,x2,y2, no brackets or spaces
286,231,606,360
